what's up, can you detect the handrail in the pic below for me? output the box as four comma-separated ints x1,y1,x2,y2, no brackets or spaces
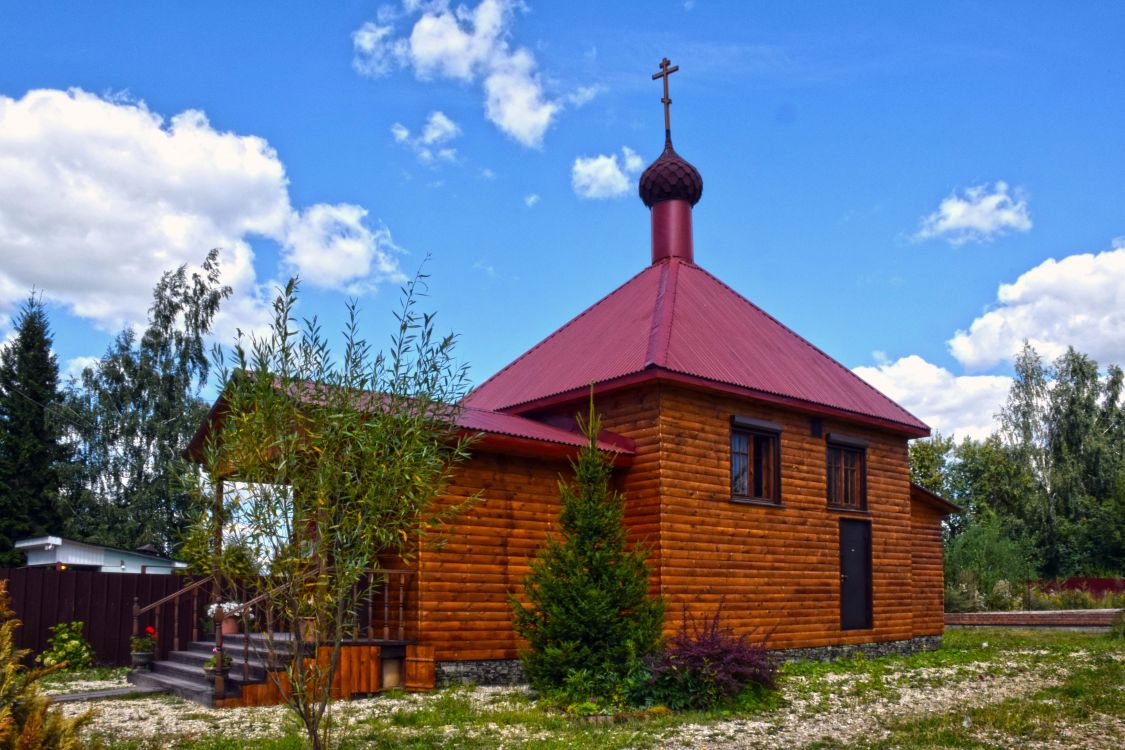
135,574,215,616
132,574,216,653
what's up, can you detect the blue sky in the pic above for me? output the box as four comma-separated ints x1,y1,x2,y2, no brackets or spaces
1,1,1123,438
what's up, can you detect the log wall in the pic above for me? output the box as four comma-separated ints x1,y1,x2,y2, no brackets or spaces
417,450,570,662
911,501,946,636
651,384,917,648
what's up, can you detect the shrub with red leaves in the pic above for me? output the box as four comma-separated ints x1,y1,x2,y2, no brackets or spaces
649,605,779,710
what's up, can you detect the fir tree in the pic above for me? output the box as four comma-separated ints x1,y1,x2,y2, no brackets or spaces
0,296,66,566
512,400,664,690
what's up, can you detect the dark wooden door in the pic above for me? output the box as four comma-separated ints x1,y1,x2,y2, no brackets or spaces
839,519,872,630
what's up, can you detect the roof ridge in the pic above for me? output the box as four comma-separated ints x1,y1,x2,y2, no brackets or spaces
684,263,927,430
644,259,680,366
465,262,659,409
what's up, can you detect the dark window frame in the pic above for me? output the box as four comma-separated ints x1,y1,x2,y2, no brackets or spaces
826,439,867,511
730,418,782,505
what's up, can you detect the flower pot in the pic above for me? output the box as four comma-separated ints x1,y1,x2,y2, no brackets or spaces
130,651,155,669
299,616,318,643
203,666,230,685
221,616,239,635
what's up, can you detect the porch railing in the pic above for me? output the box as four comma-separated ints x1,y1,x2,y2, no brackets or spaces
132,574,216,656
131,568,416,693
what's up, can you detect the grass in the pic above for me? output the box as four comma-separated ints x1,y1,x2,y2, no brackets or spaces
76,628,1122,750
39,665,129,692
805,645,1123,749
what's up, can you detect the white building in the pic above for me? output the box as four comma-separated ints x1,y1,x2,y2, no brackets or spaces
14,536,188,574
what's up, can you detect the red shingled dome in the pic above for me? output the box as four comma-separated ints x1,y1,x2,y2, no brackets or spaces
638,138,703,208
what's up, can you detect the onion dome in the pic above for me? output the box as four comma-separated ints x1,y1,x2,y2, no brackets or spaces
638,137,704,208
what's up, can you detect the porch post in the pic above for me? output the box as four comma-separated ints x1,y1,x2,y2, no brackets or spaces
212,477,225,696
212,477,224,604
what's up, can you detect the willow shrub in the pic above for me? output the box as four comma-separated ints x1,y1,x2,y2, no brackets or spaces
187,273,474,750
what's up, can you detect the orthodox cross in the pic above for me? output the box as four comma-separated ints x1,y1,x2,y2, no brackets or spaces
652,57,680,134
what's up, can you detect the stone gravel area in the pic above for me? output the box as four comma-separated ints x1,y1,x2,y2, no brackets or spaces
54,642,1122,749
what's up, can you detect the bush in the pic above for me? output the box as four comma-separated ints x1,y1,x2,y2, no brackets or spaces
1056,587,1097,610
35,622,94,671
647,606,779,711
944,580,984,613
1108,610,1125,640
550,664,634,715
945,518,1034,598
0,581,95,748
984,580,1022,611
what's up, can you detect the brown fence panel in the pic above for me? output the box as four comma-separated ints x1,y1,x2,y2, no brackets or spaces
0,568,205,666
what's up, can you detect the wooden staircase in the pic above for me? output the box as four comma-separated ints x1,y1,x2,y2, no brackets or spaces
128,569,428,707
128,633,290,707
129,633,421,707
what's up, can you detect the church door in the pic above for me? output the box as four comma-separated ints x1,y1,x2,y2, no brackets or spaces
839,518,872,630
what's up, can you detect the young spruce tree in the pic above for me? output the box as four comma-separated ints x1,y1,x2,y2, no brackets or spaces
512,400,663,691
0,296,66,566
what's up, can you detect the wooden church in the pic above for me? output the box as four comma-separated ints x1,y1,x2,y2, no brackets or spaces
149,60,954,703
414,60,955,685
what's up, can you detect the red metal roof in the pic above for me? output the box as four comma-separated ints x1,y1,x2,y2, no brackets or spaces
184,381,633,464
464,258,929,436
456,406,634,454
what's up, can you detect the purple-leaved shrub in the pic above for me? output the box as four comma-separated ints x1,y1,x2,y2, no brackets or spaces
649,605,779,710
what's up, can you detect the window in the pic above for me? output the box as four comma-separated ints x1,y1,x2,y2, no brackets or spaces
730,420,780,503
826,442,866,510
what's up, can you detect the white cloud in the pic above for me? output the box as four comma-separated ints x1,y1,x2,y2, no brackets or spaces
571,146,644,200
566,84,604,107
854,354,1011,440
352,0,564,148
421,110,459,143
390,122,411,142
621,146,643,173
482,47,560,148
390,110,461,163
913,181,1032,245
948,241,1125,370
0,88,402,338
351,22,407,77
64,355,100,380
524,193,540,207
472,260,498,278
285,205,405,294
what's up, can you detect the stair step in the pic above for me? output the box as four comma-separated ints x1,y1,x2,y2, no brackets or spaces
128,669,220,708
187,636,300,658
171,647,282,671
156,658,271,684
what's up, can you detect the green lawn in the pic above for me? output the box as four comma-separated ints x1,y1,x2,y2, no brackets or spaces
58,628,1123,749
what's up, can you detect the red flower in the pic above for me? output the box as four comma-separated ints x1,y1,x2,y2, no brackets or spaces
145,626,156,636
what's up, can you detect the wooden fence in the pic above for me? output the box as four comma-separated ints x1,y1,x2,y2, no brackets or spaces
0,567,204,666
1,567,414,667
